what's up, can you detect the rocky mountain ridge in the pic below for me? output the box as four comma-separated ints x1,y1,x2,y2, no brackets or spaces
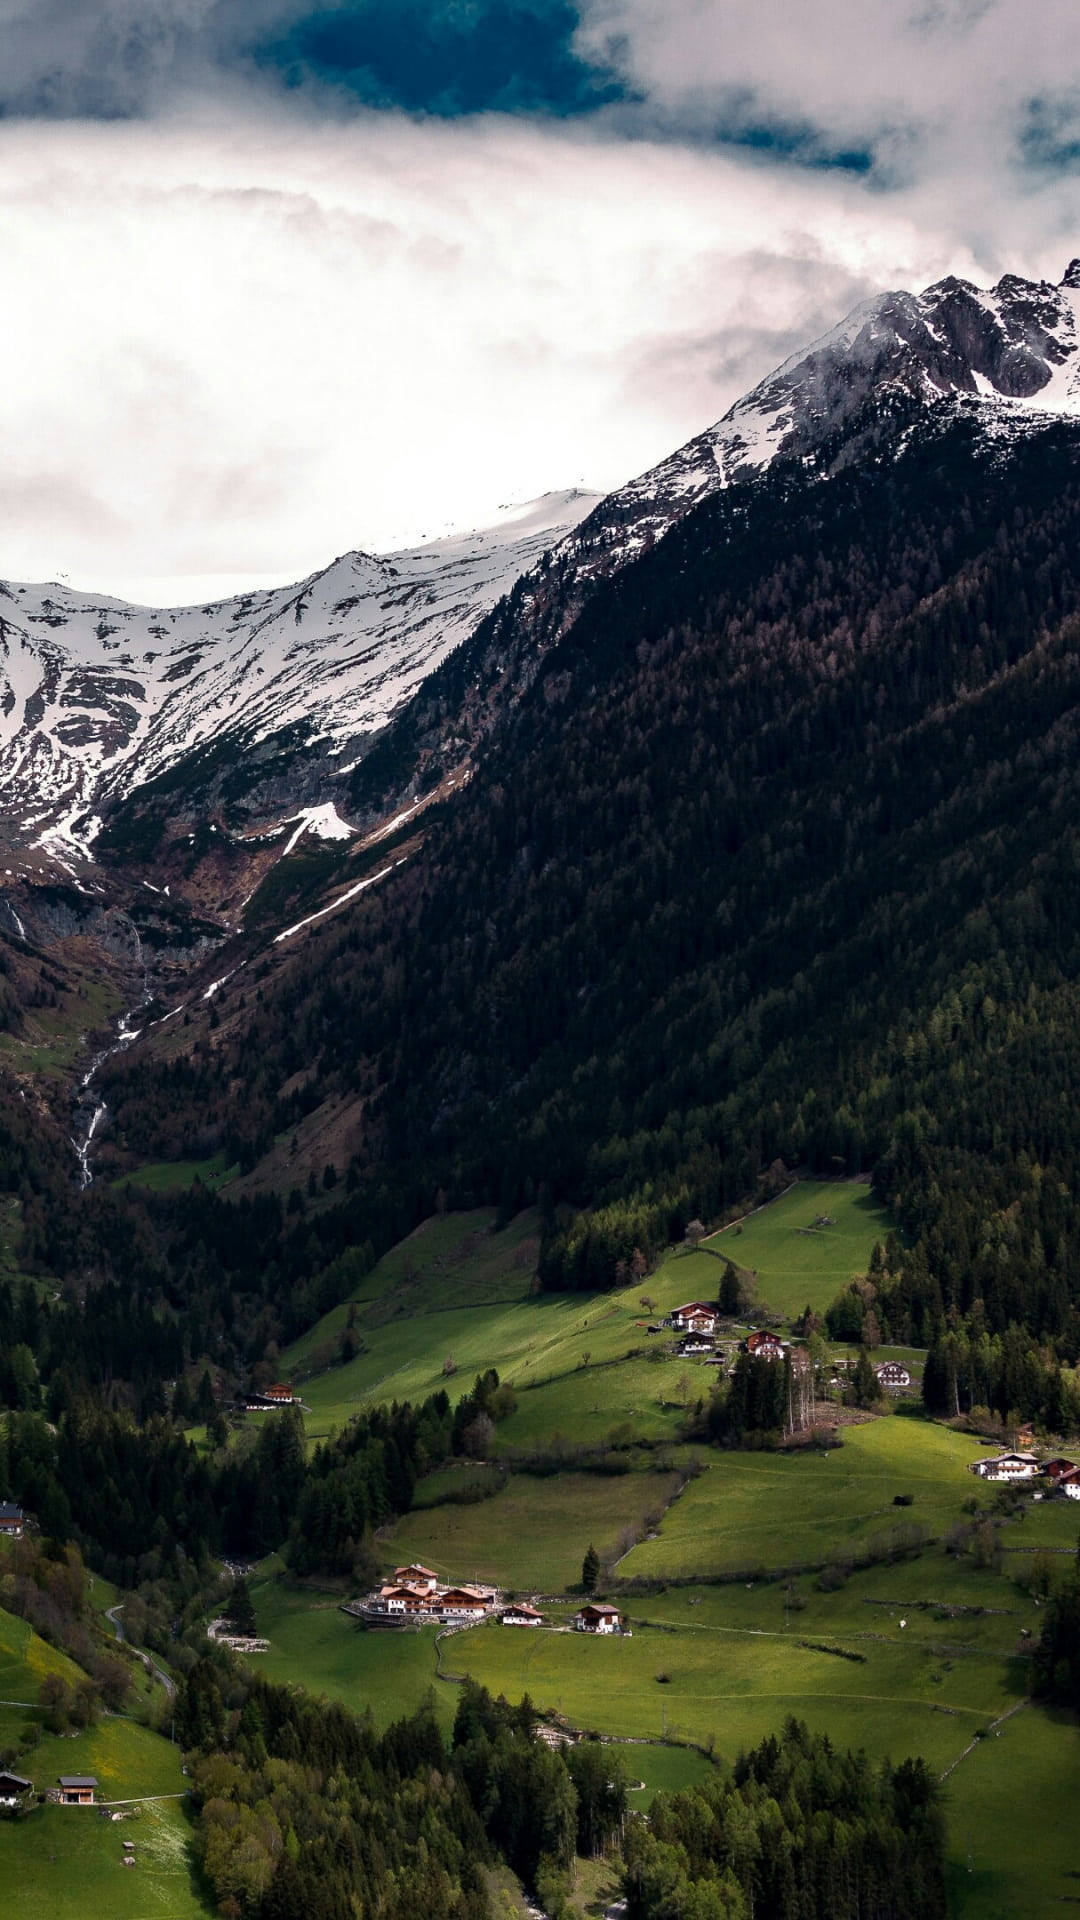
0,490,598,871
343,259,1080,814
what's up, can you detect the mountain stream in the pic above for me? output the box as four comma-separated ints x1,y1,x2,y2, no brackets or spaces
71,925,153,1188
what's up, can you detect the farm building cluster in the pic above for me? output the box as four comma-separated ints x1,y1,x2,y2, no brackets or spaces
357,1564,500,1625
971,1451,1080,1493
661,1306,913,1391
0,1772,105,1808
351,1567,628,1635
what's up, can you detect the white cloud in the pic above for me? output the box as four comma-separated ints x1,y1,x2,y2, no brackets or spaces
0,95,1078,603
577,0,1080,176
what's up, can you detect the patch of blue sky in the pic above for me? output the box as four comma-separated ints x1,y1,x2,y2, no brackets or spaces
255,0,626,118
1018,95,1080,172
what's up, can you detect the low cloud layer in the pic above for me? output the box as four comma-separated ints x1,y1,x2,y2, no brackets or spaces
0,4,1078,600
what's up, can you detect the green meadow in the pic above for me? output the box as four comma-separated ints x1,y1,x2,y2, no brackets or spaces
618,1415,991,1580
942,1704,1080,1919
0,1604,203,1919
247,1575,454,1730
114,1151,237,1193
241,1190,1079,1915
381,1467,683,1590
705,1179,891,1321
0,1796,203,1920
284,1181,893,1448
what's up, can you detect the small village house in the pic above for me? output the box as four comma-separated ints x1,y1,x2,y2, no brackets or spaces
670,1303,717,1334
501,1603,545,1626
58,1776,98,1806
1043,1459,1078,1483
440,1585,496,1618
677,1335,714,1356
0,1770,32,1807
575,1603,622,1634
244,1382,294,1413
971,1451,1040,1481
0,1502,24,1538
1058,1467,1080,1500
394,1564,439,1592
875,1362,912,1392
745,1330,787,1362
377,1583,431,1616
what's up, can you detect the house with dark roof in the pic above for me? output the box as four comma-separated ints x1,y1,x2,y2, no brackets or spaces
58,1776,98,1806
0,1770,32,1806
574,1603,623,1634
0,1502,24,1537
501,1603,545,1626
875,1362,912,1391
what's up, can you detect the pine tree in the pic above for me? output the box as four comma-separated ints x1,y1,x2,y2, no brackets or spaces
581,1543,600,1591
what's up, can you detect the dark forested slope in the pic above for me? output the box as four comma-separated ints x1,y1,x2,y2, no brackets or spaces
104,402,1080,1347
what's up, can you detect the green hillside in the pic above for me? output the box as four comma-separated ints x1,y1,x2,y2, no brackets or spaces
283,1182,892,1445
0,1604,204,1920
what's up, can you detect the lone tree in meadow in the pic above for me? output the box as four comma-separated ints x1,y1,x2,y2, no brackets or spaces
582,1543,600,1592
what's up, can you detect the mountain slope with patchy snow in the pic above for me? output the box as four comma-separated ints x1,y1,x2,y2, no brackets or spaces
0,489,598,859
346,258,1080,816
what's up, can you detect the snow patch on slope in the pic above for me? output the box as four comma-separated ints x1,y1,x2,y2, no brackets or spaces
0,490,599,853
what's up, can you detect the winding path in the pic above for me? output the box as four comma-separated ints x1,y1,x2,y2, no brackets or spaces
106,1603,177,1700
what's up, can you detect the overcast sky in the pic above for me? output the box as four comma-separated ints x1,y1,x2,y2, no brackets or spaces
4,0,1080,603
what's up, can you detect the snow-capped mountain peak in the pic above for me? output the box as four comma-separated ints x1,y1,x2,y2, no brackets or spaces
0,488,599,863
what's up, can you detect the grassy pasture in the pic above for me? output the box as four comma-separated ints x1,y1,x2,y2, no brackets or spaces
943,1704,1080,1918
0,1604,203,1918
0,1605,84,1699
617,1415,991,1580
381,1468,683,1590
443,1605,1020,1774
285,1184,894,1447
0,1796,203,1920
705,1179,891,1322
248,1575,454,1731
113,1152,236,1193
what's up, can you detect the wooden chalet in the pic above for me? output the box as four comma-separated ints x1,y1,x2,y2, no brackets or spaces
745,1330,787,1362
0,1502,24,1537
1058,1467,1080,1500
501,1603,545,1626
58,1775,98,1806
971,1451,1040,1481
440,1585,496,1618
1043,1459,1078,1482
574,1603,622,1634
394,1563,439,1592
247,1383,297,1409
377,1583,432,1616
875,1361,912,1391
0,1770,31,1806
671,1302,717,1333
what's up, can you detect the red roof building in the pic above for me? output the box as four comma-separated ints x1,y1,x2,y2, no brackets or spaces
745,1330,787,1361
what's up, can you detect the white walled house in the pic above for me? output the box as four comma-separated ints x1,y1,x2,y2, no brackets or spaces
575,1603,623,1634
971,1452,1040,1481
671,1303,717,1334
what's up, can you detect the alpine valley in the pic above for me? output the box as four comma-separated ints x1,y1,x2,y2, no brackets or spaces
1,264,1080,1920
